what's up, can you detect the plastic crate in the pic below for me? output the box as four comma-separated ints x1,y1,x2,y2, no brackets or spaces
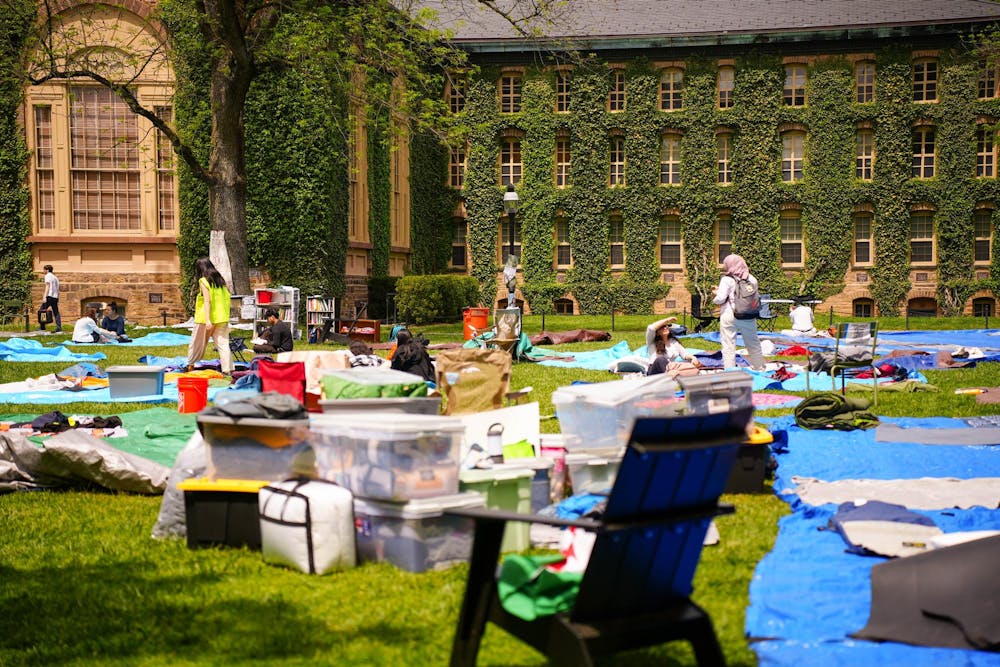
177,478,270,549
197,414,311,481
677,373,753,416
352,493,485,572
106,365,166,398
459,466,533,553
553,375,681,451
310,413,464,501
565,451,623,495
318,397,440,415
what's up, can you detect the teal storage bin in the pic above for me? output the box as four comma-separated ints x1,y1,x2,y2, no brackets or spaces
459,466,533,553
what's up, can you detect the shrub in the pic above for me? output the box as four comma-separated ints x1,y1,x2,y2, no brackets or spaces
395,275,479,324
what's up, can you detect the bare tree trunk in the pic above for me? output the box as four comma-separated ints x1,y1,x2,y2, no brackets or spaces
207,39,252,296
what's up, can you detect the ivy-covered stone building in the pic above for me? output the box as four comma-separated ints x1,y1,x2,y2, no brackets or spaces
432,0,1000,317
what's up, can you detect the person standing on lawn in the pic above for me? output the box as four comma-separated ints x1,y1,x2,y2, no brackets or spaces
185,257,233,374
712,253,766,371
40,264,62,332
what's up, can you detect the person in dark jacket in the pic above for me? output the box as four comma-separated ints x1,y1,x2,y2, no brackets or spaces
390,329,435,382
101,302,128,339
253,308,294,354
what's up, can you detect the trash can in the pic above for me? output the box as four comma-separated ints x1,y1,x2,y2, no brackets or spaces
462,307,490,340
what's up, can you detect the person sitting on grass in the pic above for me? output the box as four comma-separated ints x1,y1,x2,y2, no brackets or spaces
72,307,118,343
349,340,385,368
252,308,294,354
100,302,131,342
646,317,702,378
390,329,435,382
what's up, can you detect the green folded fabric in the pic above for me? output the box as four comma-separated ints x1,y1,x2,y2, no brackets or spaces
794,392,879,431
320,374,427,399
497,554,583,621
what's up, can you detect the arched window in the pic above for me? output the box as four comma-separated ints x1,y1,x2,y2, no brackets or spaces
853,298,874,318
781,131,805,182
659,133,681,185
973,297,995,317
554,298,575,314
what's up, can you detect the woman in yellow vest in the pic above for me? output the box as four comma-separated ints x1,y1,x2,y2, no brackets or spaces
185,257,233,374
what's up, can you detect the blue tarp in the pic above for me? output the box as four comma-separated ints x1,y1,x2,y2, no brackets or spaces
0,338,106,362
68,331,192,346
746,416,1000,666
694,328,1000,354
0,382,228,405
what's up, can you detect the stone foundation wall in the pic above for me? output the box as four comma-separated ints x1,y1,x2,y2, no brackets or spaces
31,272,187,326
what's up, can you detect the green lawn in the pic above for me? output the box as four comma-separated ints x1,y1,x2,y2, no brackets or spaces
1,317,998,666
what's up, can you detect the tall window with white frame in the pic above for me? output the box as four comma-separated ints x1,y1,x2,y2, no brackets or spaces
716,211,732,263
33,106,55,231
979,60,998,100
555,134,571,188
779,209,804,266
912,59,938,102
70,86,141,231
555,216,572,267
658,214,682,267
855,61,875,103
912,126,936,178
909,210,935,264
609,213,625,267
717,66,734,109
499,74,522,113
608,69,626,112
450,144,467,189
717,132,732,185
856,129,874,180
609,135,625,187
448,75,466,113
781,131,804,182
853,211,874,265
556,71,571,113
451,218,467,267
977,127,995,178
783,64,806,106
974,208,993,264
154,106,176,232
659,68,683,111
501,214,521,265
659,133,680,185
500,137,522,186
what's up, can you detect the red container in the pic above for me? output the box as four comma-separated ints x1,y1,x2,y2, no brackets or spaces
462,307,490,340
257,290,273,305
178,376,209,413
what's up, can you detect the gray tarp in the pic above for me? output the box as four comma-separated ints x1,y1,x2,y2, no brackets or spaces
0,430,168,494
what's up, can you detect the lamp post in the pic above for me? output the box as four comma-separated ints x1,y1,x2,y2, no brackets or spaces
502,184,519,264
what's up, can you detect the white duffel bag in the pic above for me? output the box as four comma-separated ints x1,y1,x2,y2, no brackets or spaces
259,478,356,574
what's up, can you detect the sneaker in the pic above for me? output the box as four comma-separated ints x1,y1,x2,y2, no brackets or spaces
53,328,62,333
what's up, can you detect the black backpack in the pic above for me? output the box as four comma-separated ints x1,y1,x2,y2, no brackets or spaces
732,278,761,320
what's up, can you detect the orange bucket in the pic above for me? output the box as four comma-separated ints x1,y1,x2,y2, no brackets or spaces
178,376,209,413
462,307,490,340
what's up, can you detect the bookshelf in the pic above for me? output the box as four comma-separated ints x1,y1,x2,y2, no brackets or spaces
254,286,300,340
306,295,337,342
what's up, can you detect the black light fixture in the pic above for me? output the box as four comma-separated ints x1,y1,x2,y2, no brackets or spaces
502,184,519,263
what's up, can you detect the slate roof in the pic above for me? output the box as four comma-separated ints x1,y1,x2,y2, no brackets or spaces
414,0,1000,43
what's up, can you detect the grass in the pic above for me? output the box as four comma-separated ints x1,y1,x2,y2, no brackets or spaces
1,316,999,665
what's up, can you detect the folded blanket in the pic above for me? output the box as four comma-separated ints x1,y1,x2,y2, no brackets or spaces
794,392,879,431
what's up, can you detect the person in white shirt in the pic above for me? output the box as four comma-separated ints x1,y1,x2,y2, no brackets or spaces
72,307,118,343
41,264,62,332
712,254,766,370
790,302,816,334
645,316,702,377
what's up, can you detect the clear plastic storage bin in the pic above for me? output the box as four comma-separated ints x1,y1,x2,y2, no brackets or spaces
318,397,440,415
353,492,485,572
197,415,311,481
552,375,682,450
677,373,753,416
565,452,623,495
311,413,465,501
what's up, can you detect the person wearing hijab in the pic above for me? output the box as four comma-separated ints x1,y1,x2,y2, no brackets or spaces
712,253,766,370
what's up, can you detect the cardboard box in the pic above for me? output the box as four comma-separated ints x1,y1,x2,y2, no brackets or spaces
106,365,166,398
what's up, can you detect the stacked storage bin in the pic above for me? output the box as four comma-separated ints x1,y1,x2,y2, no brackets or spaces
310,412,485,572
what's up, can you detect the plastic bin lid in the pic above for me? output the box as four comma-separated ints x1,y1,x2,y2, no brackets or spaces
552,375,679,407
564,451,624,465
196,414,310,428
106,365,167,373
318,367,428,386
460,467,534,483
327,413,465,435
353,492,486,519
177,477,271,493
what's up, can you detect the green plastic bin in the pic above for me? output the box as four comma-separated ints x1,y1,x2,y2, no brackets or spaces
459,466,533,553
